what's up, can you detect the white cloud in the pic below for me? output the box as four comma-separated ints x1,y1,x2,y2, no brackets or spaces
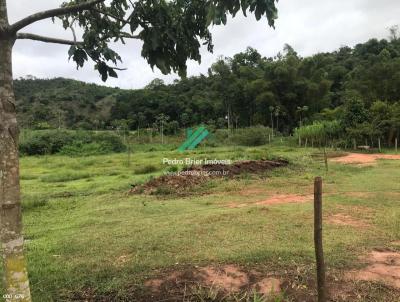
8,0,400,89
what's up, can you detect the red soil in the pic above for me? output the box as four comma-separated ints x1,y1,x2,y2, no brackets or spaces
345,250,400,289
331,153,400,165
144,265,282,295
228,193,312,208
256,194,312,206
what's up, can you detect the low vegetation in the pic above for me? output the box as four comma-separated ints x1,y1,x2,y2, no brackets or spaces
1,140,399,301
230,126,273,146
19,130,126,156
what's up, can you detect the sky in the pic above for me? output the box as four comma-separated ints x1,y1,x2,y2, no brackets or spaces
7,0,400,89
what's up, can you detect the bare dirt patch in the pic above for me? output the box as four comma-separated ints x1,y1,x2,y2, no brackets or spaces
144,264,281,296
197,265,249,292
343,192,373,198
144,271,182,290
345,250,400,289
326,213,370,228
70,264,400,301
331,153,400,165
227,203,249,208
237,188,267,196
256,194,312,206
130,160,288,195
113,254,132,268
251,277,282,295
227,193,312,209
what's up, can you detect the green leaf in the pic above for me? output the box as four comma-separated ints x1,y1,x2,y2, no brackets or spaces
108,68,118,78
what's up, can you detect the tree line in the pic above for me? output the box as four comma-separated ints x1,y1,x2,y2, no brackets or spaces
15,29,400,145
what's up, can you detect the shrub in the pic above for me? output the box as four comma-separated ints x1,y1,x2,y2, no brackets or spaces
91,132,126,153
20,130,126,156
294,120,342,146
19,135,50,155
230,126,272,146
60,142,104,156
203,130,226,147
19,130,74,155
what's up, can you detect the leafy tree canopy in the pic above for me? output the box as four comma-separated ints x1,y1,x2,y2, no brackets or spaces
59,0,278,81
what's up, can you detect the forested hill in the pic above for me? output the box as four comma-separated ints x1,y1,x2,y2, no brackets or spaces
14,77,120,130
15,34,400,134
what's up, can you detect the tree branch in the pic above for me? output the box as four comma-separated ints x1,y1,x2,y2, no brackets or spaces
120,32,140,39
70,24,77,43
16,33,81,46
93,9,127,24
10,0,105,33
110,66,127,71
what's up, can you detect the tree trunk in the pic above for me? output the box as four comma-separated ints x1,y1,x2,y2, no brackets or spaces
0,1,31,300
270,112,274,137
388,127,395,147
227,106,231,132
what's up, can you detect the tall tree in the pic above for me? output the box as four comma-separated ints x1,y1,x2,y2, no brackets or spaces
0,0,278,300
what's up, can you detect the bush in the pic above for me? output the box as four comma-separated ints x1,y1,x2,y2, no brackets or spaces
19,136,49,155
204,130,229,147
294,120,342,146
60,142,109,156
20,130,126,156
91,132,126,153
230,126,272,146
19,130,74,155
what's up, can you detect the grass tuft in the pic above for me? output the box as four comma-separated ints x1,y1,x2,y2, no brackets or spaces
134,164,159,175
40,171,92,182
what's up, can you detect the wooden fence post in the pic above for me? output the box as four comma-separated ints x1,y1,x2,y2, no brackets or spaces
314,177,326,302
378,138,381,152
127,141,132,167
395,138,398,153
323,147,328,172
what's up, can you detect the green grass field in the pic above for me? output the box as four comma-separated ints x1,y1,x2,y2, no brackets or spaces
3,143,400,301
